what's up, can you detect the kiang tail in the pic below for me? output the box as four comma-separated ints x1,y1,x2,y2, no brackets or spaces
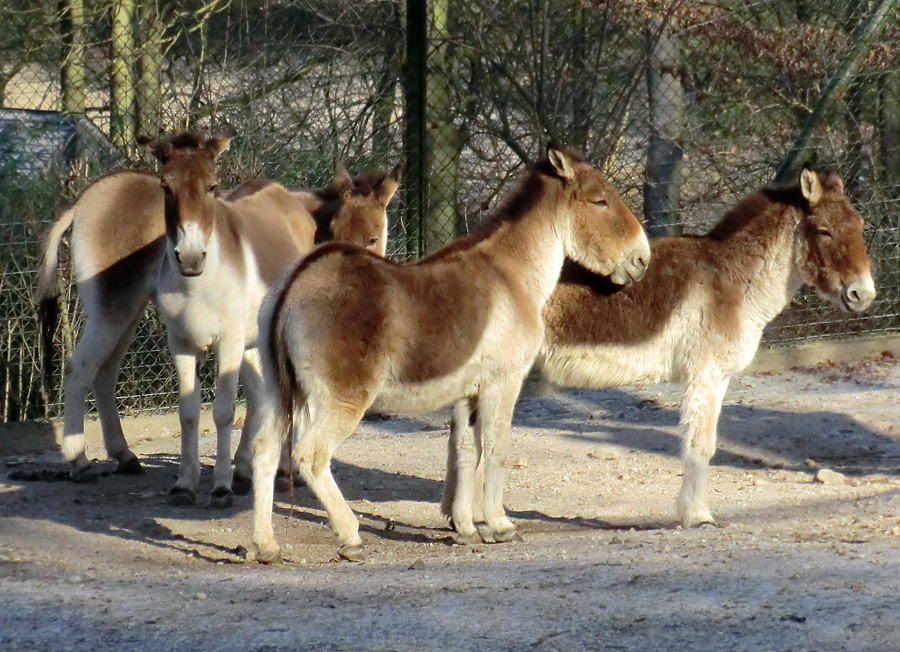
36,207,75,387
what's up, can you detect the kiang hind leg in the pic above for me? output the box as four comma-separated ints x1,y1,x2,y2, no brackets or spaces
441,398,482,543
92,309,145,475
62,311,141,481
251,395,291,563
677,373,730,528
477,379,521,543
294,393,369,561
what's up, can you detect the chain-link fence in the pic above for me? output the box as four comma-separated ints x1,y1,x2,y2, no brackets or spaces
1,0,899,421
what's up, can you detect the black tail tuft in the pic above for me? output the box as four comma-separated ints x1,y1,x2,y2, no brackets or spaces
39,296,60,393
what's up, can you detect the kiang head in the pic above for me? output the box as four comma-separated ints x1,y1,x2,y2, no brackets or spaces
145,131,233,277
327,158,401,257
542,145,650,285
795,168,875,313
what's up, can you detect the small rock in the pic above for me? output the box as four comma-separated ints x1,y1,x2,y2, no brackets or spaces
245,550,257,562
890,526,900,537
805,459,818,469
408,559,426,571
512,457,528,469
68,574,84,584
194,592,207,600
752,477,768,487
588,448,619,461
814,469,845,485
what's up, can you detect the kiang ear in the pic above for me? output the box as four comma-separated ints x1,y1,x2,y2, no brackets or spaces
378,163,402,203
800,167,823,207
547,145,575,181
139,135,171,164
333,158,354,196
821,171,845,196
204,131,234,160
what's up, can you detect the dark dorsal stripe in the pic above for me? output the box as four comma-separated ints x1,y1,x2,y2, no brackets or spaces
708,184,806,241
419,167,551,264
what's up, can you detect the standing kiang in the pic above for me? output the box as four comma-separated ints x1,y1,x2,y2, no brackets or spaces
251,145,651,562
521,168,874,528
37,132,400,507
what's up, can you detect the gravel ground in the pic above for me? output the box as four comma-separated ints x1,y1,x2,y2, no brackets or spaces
2,354,900,651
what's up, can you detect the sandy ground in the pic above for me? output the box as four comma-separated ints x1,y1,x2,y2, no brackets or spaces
2,354,900,651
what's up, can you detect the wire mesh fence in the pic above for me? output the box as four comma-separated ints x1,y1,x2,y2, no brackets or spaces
1,0,899,421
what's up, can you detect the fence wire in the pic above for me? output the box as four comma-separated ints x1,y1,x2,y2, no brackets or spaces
1,0,899,421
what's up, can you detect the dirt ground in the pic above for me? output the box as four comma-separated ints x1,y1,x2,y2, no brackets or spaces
2,354,900,651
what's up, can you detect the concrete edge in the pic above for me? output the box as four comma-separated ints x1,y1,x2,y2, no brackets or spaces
748,334,900,373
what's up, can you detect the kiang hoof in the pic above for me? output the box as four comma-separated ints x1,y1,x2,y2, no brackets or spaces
69,464,98,484
475,522,494,542
491,528,522,544
115,457,144,476
232,474,252,496
167,486,196,507
452,530,483,546
338,545,366,563
255,544,282,565
476,522,520,544
683,513,716,529
210,487,234,508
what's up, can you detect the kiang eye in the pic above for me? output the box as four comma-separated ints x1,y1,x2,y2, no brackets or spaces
207,183,219,193
592,198,609,207
367,237,379,247
816,228,832,238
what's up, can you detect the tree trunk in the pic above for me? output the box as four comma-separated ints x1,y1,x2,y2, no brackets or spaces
570,5,594,150
842,2,869,200
110,0,136,151
136,0,164,139
60,0,86,167
372,1,401,164
60,0,86,115
402,0,427,258
643,18,683,236
423,0,461,253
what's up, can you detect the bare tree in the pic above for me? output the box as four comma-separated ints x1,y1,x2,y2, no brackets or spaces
110,0,136,150
643,14,683,236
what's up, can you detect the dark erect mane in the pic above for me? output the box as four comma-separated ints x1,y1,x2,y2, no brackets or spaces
419,162,559,263
168,132,205,150
707,183,806,241
316,170,390,200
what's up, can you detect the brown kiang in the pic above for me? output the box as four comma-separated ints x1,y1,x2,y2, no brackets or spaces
250,145,651,562
518,168,874,528
37,132,400,508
